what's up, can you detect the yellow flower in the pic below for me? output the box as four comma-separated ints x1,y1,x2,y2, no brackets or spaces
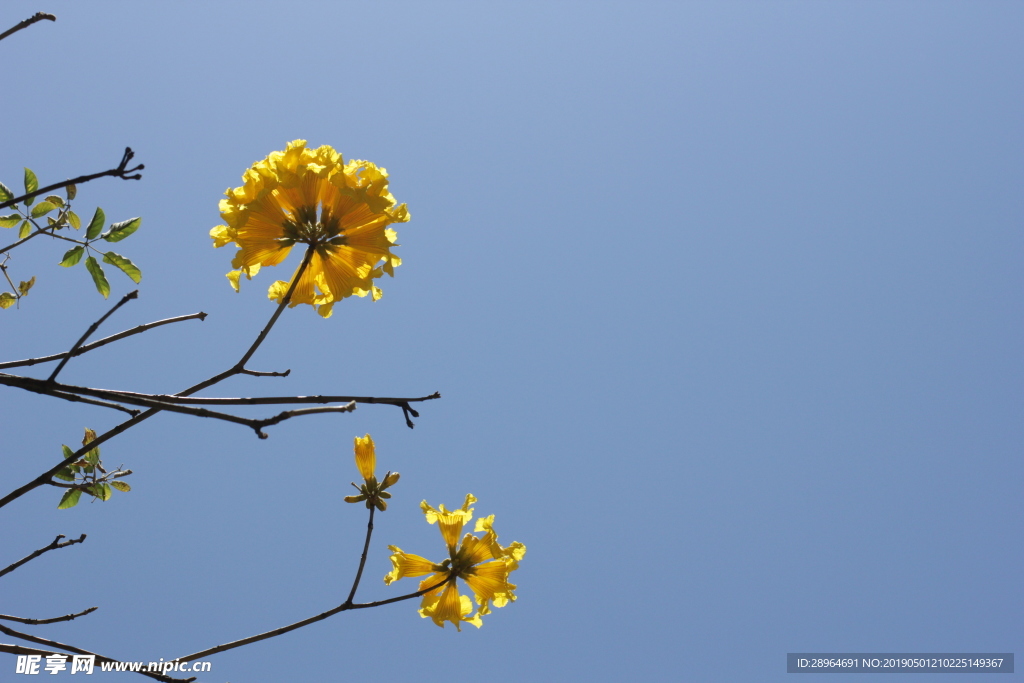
384,494,525,630
353,434,376,481
210,140,410,318
344,434,399,511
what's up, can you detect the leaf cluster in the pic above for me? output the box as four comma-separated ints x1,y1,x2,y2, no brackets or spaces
0,170,142,308
53,428,132,509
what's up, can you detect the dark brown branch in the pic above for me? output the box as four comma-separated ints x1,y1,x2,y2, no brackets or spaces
249,402,356,435
0,534,86,579
175,577,451,664
0,623,191,683
0,12,55,43
82,386,440,413
0,312,207,370
48,389,141,416
0,607,97,625
48,290,138,381
344,505,376,605
0,374,368,438
238,368,290,377
0,147,144,211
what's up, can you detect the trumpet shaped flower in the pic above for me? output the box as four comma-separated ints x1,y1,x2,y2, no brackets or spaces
384,494,525,630
210,140,409,318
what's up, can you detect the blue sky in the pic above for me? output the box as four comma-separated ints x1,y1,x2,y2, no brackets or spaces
2,2,1021,681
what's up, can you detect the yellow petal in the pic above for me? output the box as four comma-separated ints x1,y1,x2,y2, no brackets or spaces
421,494,477,552
419,582,481,631
353,434,375,481
383,547,442,585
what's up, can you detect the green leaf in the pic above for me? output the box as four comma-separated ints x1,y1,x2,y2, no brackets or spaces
110,480,131,493
0,214,20,228
0,181,12,202
88,483,112,501
23,168,37,205
67,210,81,229
0,292,16,309
102,217,141,243
53,467,75,482
85,207,105,240
18,277,34,296
57,489,82,509
30,201,56,218
85,447,100,465
59,246,85,267
44,195,65,208
66,183,77,200
102,252,142,283
84,256,110,298
17,221,30,239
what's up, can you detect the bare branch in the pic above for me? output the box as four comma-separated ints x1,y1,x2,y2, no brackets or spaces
238,368,290,378
0,374,367,438
0,312,207,370
0,607,97,625
344,505,376,605
48,389,141,416
175,577,451,664
0,147,144,212
0,534,86,579
249,403,356,436
0,623,192,683
0,12,55,43
48,290,139,381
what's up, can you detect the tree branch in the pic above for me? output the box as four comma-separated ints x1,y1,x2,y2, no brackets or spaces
48,290,138,381
0,12,55,43
174,577,451,664
0,312,207,370
0,374,366,438
0,623,192,683
47,389,141,416
0,534,86,579
0,147,144,211
0,607,97,625
344,505,375,605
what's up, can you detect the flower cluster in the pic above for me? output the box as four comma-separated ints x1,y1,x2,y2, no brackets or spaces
384,494,525,630
210,140,409,318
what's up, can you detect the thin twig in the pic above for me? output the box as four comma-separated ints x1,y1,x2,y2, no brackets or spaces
175,577,451,664
0,623,191,683
47,389,141,416
238,368,290,377
0,147,144,211
344,505,376,605
0,312,207,370
0,12,55,43
0,534,86,579
0,222,90,257
250,403,357,434
0,610,96,626
48,290,139,381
